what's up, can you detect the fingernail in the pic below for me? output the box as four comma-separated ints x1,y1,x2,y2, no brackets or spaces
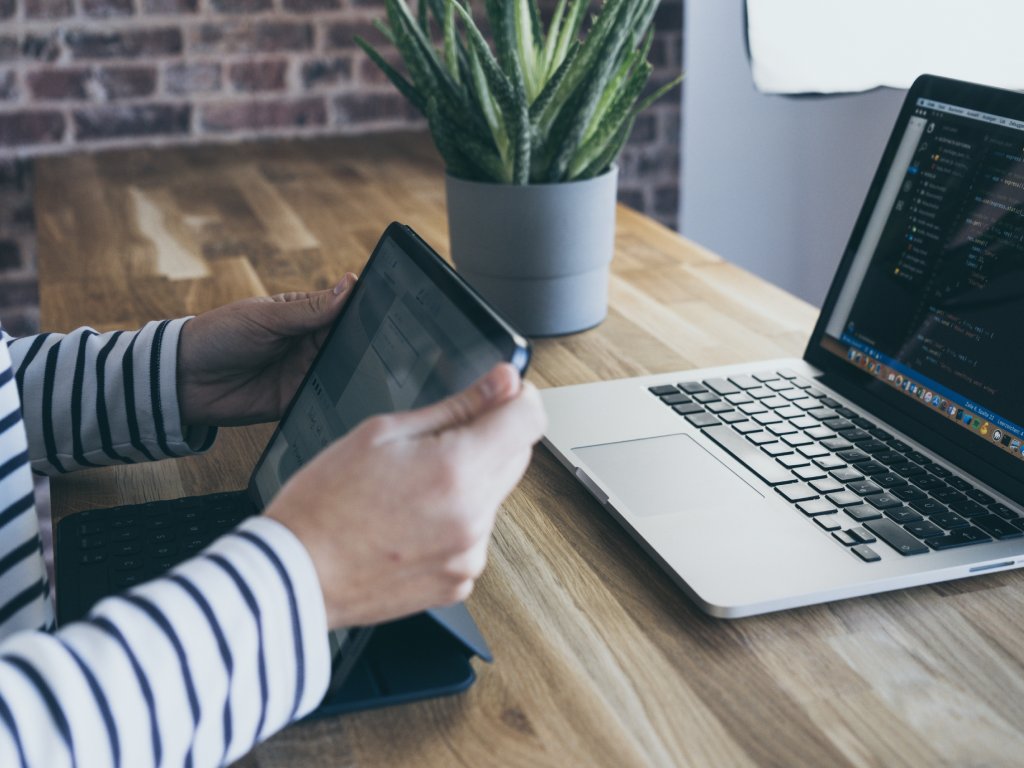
333,275,353,296
479,373,497,402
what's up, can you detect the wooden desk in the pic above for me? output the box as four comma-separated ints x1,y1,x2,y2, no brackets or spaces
36,134,1024,767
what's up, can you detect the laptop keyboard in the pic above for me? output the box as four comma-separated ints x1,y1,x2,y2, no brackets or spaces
56,491,255,624
648,370,1023,563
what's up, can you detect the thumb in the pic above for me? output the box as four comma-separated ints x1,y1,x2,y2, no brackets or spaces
265,274,356,337
386,363,522,438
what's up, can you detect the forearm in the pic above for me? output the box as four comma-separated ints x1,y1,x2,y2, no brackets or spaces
0,516,331,767
7,320,216,475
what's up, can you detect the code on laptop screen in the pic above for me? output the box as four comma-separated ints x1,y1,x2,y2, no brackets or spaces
821,97,1024,461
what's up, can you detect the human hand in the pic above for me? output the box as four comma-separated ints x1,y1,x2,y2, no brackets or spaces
265,363,546,629
176,275,357,427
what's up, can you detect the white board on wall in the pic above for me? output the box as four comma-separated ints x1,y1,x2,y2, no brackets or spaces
747,0,1024,94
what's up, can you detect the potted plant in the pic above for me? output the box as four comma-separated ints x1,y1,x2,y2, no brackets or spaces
358,0,681,336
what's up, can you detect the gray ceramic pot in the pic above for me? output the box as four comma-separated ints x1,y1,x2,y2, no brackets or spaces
446,167,618,337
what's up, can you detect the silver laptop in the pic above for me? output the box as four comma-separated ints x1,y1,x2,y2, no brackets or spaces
540,75,1024,618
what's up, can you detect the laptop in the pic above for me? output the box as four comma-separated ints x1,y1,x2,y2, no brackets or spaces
540,75,1024,618
56,223,530,710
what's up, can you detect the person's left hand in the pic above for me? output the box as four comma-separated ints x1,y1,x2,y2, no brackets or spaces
177,275,357,427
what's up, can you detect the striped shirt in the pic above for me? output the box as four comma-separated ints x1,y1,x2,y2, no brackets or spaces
0,319,330,767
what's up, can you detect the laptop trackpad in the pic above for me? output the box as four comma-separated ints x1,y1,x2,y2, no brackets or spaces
573,433,763,518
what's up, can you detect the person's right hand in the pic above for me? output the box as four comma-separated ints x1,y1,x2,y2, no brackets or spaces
265,363,546,629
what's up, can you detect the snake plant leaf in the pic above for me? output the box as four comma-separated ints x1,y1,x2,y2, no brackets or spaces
360,0,680,184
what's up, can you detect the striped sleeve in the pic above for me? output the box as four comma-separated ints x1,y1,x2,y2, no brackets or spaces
0,516,332,768
6,320,217,475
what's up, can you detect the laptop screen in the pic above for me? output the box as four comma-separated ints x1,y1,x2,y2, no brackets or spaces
818,91,1024,465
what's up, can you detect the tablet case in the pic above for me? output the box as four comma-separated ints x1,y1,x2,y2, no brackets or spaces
312,604,493,718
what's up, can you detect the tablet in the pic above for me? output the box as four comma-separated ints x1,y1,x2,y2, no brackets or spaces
247,222,531,698
248,222,532,507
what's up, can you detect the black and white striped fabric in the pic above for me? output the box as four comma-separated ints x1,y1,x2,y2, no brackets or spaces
0,320,330,767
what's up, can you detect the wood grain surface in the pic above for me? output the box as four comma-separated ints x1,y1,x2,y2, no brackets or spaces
35,134,1024,767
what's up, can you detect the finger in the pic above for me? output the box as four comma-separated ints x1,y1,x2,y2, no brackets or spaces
383,363,522,439
264,274,357,337
449,381,547,465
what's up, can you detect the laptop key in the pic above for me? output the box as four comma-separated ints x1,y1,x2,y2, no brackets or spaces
910,498,947,516
814,456,846,470
810,478,844,495
673,403,704,415
845,505,882,522
949,499,986,518
761,443,793,458
703,377,740,396
966,489,996,505
747,432,776,446
852,544,881,562
928,527,991,550
884,507,923,525
989,503,1020,519
892,485,928,501
720,412,749,424
733,421,763,435
815,515,842,532
649,385,678,396
905,520,944,538
875,473,908,489
826,491,863,507
864,520,929,556
833,530,857,547
678,381,707,394
777,484,819,503
848,480,883,496
797,499,835,516
931,511,969,529
694,392,721,404
972,514,1023,540
688,411,720,430
727,374,762,390
777,454,810,469
831,467,863,483
660,393,692,406
849,526,877,544
866,494,902,510
837,449,871,463
702,425,797,486
794,462,827,481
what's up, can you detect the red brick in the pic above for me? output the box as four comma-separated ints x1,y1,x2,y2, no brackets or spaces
201,97,326,132
228,60,286,92
142,0,197,12
211,0,270,12
301,57,353,89
67,28,182,60
0,281,40,311
25,0,72,17
0,71,17,101
0,112,64,146
98,66,157,99
357,50,403,86
191,21,313,54
333,92,417,124
74,103,190,140
82,0,134,17
326,20,389,50
21,35,62,63
165,62,221,94
27,68,91,100
283,0,340,12
0,241,21,270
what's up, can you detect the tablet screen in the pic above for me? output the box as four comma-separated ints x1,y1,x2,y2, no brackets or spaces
250,225,529,508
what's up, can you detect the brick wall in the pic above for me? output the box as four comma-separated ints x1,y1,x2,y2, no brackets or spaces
0,0,683,333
